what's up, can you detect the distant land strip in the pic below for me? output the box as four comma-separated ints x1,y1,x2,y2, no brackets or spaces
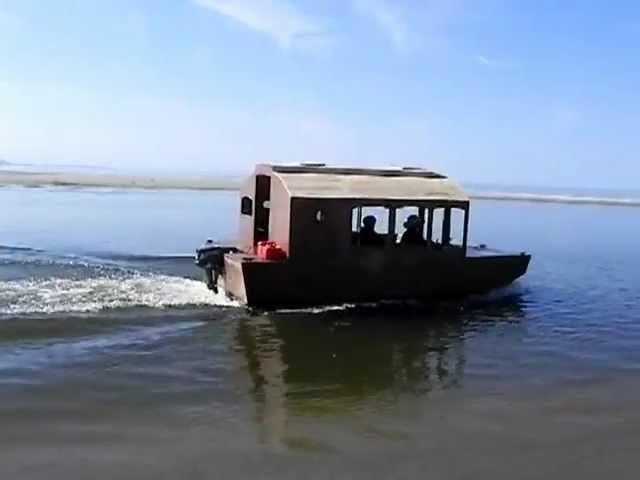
2,170,640,207
0,170,239,191
469,192,640,207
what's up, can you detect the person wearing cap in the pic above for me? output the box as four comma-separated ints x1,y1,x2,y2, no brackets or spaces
400,214,426,245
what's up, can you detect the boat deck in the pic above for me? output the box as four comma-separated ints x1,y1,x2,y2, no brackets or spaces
227,245,526,264
466,245,526,258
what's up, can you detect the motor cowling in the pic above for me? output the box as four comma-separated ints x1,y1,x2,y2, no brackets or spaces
195,240,238,293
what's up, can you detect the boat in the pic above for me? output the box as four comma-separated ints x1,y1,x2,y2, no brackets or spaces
196,163,531,308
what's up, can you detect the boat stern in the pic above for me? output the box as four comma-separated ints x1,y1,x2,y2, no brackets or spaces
223,253,249,304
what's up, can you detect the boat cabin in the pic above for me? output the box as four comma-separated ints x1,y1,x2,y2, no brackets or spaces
237,163,471,260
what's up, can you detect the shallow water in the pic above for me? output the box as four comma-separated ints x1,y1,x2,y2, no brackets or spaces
2,186,640,479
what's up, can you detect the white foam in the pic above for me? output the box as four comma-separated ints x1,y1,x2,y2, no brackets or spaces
0,273,238,315
275,303,356,314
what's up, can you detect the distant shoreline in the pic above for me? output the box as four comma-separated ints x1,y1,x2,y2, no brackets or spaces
0,170,239,191
2,170,639,207
468,191,640,207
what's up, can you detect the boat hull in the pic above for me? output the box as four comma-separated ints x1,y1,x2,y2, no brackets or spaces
223,250,530,308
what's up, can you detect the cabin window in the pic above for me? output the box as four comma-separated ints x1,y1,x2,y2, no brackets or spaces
431,208,445,244
240,196,253,216
449,209,466,245
351,206,389,246
429,207,466,247
395,206,421,244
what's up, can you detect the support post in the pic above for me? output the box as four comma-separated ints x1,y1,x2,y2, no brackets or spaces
356,206,362,232
426,207,434,245
443,208,452,246
388,207,397,246
462,205,470,257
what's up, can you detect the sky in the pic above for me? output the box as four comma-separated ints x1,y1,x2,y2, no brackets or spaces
0,0,639,188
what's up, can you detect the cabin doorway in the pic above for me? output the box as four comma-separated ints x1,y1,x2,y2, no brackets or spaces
253,174,271,245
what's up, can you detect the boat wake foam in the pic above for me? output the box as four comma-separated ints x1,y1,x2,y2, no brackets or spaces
0,273,237,315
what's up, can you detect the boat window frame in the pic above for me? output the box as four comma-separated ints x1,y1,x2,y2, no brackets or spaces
423,204,470,254
392,205,427,246
240,196,254,216
350,205,391,247
349,200,470,254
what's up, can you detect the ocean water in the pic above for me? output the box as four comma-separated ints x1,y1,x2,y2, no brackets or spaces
2,186,640,479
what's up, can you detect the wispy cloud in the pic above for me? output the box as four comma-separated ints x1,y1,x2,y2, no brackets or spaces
474,55,492,66
352,0,413,52
193,0,333,51
474,54,516,69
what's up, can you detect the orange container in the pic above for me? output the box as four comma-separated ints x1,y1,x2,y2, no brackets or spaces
265,244,287,261
256,241,273,258
256,241,287,261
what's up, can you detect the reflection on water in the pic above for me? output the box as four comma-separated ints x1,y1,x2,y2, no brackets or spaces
234,296,526,446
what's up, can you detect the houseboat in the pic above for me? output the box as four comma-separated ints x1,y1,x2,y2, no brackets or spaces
196,164,531,308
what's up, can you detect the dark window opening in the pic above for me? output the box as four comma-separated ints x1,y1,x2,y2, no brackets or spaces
241,196,253,216
429,207,466,249
351,206,389,247
395,206,426,246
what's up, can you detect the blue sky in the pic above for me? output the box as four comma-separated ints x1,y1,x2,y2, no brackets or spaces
0,0,639,187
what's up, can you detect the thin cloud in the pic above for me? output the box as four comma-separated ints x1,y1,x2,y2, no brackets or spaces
352,0,413,52
193,0,333,51
474,54,516,69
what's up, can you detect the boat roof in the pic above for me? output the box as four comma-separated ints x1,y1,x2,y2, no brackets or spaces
264,164,469,202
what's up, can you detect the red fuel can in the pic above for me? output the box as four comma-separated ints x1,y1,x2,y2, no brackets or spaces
256,241,287,261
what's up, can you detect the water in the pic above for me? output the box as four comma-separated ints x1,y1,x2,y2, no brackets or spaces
2,186,640,478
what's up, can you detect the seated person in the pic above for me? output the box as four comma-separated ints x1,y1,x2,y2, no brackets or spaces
400,215,426,245
359,215,385,246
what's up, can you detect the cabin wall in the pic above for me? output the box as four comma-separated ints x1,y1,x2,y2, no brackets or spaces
269,176,292,254
288,198,353,260
236,171,291,254
237,176,255,253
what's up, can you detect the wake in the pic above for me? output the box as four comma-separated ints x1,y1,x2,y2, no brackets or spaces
0,273,237,315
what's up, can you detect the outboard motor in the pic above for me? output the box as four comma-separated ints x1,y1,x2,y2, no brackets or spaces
195,239,238,293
